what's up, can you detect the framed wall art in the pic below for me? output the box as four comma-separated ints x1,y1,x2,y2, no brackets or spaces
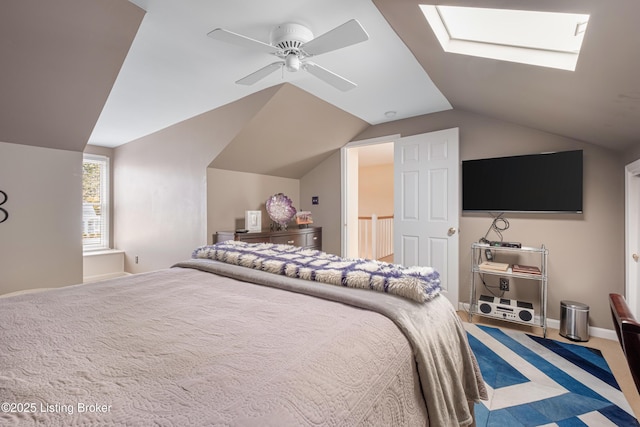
245,210,261,232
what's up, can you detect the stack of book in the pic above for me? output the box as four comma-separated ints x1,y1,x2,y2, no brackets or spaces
478,261,509,272
512,264,541,275
478,262,542,275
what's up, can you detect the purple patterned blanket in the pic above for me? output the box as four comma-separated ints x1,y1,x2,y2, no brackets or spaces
192,241,441,303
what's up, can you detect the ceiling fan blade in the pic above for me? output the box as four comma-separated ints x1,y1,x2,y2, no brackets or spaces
302,19,369,56
236,62,283,85
304,62,357,91
208,28,280,55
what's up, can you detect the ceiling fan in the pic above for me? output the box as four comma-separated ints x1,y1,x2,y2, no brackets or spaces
207,19,369,91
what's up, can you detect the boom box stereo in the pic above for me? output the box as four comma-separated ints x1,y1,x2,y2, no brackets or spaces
477,295,535,324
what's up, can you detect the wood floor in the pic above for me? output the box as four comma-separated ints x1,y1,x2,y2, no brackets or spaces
458,311,640,420
378,254,394,263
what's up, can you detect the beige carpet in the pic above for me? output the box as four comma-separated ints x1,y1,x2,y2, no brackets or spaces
458,311,640,420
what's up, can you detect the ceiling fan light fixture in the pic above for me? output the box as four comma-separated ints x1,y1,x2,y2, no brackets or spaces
285,54,301,72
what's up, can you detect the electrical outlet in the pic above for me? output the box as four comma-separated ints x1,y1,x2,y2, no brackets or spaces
499,278,509,291
135,256,139,264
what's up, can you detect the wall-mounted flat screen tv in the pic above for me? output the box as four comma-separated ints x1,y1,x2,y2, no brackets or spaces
462,150,583,213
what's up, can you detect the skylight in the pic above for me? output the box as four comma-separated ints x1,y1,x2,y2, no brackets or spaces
420,5,590,71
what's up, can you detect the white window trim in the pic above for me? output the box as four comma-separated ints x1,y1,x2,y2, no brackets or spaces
420,5,589,71
82,154,110,252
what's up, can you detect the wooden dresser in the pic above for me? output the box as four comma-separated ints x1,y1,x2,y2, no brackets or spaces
215,227,322,251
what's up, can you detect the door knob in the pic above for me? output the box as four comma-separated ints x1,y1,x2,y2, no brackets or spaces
448,227,457,236
633,253,639,262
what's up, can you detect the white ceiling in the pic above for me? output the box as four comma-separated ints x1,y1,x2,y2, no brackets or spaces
89,0,451,147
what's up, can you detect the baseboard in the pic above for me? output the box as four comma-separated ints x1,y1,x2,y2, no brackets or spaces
0,288,53,298
458,302,617,342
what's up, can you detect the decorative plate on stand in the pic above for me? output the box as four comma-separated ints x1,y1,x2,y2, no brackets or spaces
266,193,296,230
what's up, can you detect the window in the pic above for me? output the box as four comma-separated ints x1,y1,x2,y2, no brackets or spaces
420,5,590,71
82,154,109,251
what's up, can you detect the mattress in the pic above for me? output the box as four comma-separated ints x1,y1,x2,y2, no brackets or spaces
0,256,485,426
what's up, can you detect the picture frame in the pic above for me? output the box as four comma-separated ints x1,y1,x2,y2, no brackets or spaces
245,210,261,232
295,211,313,228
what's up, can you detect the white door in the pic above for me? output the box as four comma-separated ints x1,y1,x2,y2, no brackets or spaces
626,159,640,317
394,128,459,307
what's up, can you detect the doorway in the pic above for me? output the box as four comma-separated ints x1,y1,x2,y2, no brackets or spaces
341,135,400,259
341,128,460,306
348,142,395,262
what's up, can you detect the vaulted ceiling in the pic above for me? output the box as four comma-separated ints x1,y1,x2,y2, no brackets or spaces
89,0,452,148
0,0,144,152
209,84,369,179
1,0,638,159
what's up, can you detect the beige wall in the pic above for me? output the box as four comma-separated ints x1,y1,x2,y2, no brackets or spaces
624,144,640,166
0,141,83,294
300,151,342,256
109,91,628,329
0,0,141,295
359,164,393,217
207,169,300,242
113,86,281,274
337,109,624,329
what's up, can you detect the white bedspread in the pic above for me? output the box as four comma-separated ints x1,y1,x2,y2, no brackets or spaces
0,260,484,426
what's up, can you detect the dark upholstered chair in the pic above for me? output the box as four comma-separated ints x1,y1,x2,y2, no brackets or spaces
609,293,640,394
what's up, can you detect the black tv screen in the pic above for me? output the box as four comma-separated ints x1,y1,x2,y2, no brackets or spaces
462,150,583,213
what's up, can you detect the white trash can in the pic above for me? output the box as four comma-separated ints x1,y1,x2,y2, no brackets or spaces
559,300,589,342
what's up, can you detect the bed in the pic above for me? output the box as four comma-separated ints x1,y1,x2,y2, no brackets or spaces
0,242,486,426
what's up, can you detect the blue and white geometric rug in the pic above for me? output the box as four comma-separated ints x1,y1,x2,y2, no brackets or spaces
465,323,639,426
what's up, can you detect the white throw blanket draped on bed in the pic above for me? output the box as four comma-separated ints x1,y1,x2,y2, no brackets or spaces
192,241,442,303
